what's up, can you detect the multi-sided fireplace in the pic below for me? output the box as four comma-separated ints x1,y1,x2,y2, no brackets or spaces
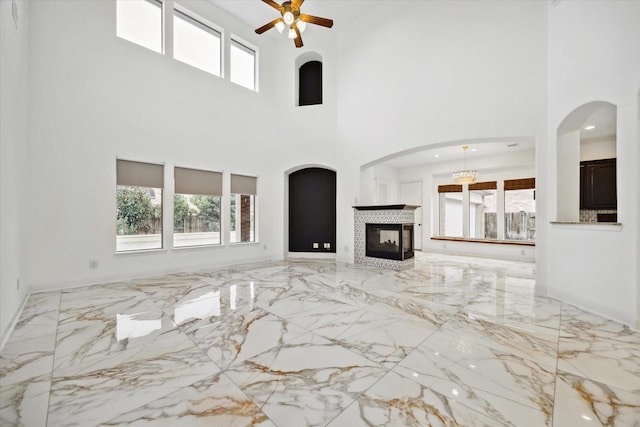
366,223,414,261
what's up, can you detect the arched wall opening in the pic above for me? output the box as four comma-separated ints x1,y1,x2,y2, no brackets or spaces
556,101,617,222
284,164,336,258
359,137,537,262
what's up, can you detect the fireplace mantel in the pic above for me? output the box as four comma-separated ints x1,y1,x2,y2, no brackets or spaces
353,204,420,211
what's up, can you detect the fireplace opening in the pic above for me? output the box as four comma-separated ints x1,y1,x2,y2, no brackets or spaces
366,223,414,261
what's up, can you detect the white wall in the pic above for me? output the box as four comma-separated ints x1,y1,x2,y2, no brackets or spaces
336,0,547,264
1,0,30,343
581,137,616,161
545,0,640,326
20,0,339,294
557,130,580,221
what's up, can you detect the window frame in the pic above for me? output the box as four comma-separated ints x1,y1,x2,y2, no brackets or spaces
115,159,165,253
230,36,258,92
172,4,224,77
116,0,164,54
173,166,223,248
230,173,258,244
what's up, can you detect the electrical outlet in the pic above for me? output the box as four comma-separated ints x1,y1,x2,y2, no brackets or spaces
16,278,20,291
263,244,267,250
521,249,526,256
313,243,319,249
89,260,98,269
344,245,349,252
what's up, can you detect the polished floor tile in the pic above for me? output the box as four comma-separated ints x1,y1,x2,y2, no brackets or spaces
1,252,639,426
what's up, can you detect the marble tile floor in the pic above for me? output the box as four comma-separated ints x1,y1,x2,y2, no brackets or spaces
1,252,639,426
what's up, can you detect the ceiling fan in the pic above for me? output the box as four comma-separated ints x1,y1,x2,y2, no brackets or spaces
255,0,334,48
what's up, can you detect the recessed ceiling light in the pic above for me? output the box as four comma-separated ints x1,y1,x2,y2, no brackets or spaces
434,154,440,158
584,125,596,130
470,148,477,152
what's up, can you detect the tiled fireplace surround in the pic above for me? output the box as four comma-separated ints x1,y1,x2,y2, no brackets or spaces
353,205,416,271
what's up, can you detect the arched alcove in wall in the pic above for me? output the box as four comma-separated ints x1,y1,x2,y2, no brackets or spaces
294,52,323,107
284,165,336,256
556,101,617,222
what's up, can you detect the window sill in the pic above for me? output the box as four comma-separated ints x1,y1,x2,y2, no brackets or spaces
550,221,623,231
431,237,535,246
229,241,260,246
173,244,223,251
115,248,167,256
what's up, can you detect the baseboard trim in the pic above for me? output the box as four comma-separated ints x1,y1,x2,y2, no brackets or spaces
0,291,30,352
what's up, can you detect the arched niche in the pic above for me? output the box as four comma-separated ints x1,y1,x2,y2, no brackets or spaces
284,164,336,257
294,52,323,107
556,101,617,222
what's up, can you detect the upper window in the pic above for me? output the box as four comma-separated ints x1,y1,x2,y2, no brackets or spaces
116,160,164,252
116,0,163,54
299,60,322,106
230,174,257,243
230,38,257,91
504,178,536,241
173,8,222,76
438,184,463,238
174,167,223,247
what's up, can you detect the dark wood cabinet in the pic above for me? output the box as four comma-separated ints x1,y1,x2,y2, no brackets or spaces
580,158,617,210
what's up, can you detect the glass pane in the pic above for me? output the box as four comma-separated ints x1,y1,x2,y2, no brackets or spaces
116,0,162,53
173,194,221,247
116,185,162,251
230,41,255,90
439,192,463,237
173,12,221,76
504,189,536,241
469,189,497,239
230,194,255,243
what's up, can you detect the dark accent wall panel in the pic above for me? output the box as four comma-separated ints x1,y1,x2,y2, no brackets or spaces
299,61,322,106
289,168,336,253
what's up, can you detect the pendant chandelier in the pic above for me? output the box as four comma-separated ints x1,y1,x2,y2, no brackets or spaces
453,145,478,184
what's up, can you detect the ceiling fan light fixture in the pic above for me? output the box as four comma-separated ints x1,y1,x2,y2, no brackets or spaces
275,20,285,33
283,11,295,25
297,20,306,32
288,27,297,39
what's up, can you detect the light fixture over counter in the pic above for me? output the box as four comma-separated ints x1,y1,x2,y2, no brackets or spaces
453,145,478,184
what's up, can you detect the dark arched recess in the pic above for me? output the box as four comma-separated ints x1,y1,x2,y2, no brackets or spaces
299,61,322,106
288,167,336,252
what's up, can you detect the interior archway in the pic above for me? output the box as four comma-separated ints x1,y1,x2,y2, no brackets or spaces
556,101,617,222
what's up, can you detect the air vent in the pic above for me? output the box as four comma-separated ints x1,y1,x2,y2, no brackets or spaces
507,143,519,148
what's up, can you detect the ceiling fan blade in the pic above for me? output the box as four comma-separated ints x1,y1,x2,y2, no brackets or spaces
299,14,334,28
262,0,283,12
255,17,283,34
291,0,305,10
294,25,303,48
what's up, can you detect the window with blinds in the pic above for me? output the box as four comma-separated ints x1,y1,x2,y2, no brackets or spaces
116,159,164,252
174,167,223,247
504,178,536,241
438,184,463,237
230,174,257,243
469,181,498,239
